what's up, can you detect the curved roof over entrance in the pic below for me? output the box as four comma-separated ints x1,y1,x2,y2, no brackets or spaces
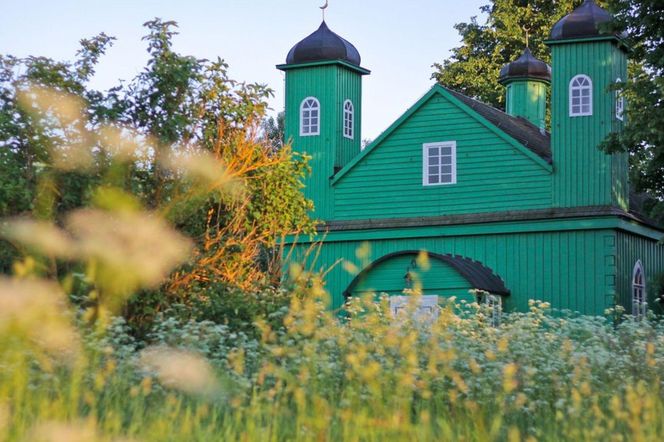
343,250,510,298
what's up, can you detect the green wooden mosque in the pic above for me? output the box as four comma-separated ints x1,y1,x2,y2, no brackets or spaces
278,0,664,318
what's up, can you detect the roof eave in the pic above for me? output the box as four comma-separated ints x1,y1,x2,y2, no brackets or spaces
545,34,631,52
277,59,371,75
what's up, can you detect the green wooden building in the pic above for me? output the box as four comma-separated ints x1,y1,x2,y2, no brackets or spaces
278,0,664,317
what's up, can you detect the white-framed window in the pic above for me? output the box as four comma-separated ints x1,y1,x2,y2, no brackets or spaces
569,74,593,117
477,292,502,326
343,99,354,139
615,78,624,121
300,97,320,136
390,295,440,322
423,141,457,186
632,260,647,319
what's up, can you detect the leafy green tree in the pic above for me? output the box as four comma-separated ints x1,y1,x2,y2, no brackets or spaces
601,0,664,222
261,111,285,152
0,19,314,331
432,0,583,108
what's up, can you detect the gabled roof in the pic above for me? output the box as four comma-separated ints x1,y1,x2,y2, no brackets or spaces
331,84,552,185
444,88,552,163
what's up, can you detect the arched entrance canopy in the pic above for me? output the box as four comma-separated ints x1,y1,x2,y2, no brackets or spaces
343,250,510,298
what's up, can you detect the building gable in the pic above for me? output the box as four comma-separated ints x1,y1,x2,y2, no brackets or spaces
331,85,553,221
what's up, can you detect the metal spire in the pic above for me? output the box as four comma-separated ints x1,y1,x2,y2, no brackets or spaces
319,0,329,21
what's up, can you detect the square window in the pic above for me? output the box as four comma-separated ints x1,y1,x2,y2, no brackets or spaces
424,142,456,186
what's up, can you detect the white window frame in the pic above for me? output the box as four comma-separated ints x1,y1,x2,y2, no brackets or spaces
615,77,624,121
632,260,647,319
343,99,354,140
390,295,440,322
477,292,502,326
300,97,320,137
422,141,457,186
569,74,593,117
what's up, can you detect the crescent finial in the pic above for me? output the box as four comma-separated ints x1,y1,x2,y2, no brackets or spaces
319,0,329,20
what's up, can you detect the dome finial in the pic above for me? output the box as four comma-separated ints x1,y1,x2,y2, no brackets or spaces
319,0,329,21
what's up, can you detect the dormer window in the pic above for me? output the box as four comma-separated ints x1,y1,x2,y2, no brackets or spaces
615,78,624,121
569,75,593,117
343,100,354,139
423,141,457,186
300,97,320,136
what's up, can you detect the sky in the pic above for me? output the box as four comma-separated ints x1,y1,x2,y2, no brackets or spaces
0,0,488,140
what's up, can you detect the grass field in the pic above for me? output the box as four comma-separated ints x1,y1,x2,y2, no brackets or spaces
2,279,664,441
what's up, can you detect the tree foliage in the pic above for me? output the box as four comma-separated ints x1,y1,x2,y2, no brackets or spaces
431,0,584,108
0,19,314,329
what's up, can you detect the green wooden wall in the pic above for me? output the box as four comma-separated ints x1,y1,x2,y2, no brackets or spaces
352,253,473,301
549,39,629,209
504,80,548,128
332,93,552,220
282,62,364,220
615,231,664,312
286,223,619,315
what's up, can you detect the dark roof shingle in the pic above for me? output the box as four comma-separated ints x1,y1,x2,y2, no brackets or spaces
443,86,552,163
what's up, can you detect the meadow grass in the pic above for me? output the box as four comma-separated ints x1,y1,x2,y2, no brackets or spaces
2,284,664,441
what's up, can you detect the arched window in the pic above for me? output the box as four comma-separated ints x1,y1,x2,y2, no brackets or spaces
632,260,646,319
343,100,354,139
300,97,320,136
569,75,593,117
615,78,624,121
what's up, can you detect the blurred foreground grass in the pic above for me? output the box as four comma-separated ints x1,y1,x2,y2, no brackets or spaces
2,279,664,441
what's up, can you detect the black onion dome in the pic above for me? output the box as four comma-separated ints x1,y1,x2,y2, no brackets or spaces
286,21,361,66
550,0,615,41
499,48,551,84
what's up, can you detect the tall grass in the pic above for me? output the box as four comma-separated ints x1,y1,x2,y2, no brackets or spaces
2,282,664,441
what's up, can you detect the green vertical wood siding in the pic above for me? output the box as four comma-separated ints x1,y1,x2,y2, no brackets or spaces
352,253,473,300
286,225,618,315
335,67,363,169
283,63,363,220
332,93,552,220
505,80,548,128
550,40,629,209
615,232,664,312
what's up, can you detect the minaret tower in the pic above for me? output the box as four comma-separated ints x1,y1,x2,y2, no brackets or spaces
277,21,370,220
499,48,551,129
546,0,628,209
